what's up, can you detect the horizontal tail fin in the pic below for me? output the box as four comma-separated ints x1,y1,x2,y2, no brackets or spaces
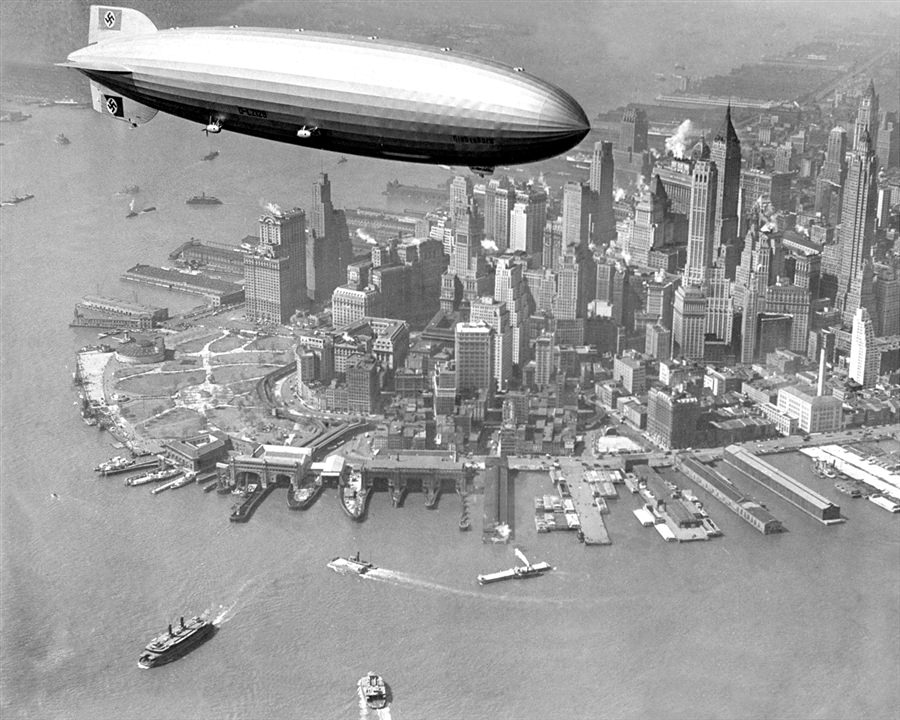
90,80,157,126
89,5,156,45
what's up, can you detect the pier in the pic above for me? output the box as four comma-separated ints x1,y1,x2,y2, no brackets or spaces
561,464,611,546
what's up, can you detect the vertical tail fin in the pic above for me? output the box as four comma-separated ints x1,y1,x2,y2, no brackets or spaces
89,5,156,45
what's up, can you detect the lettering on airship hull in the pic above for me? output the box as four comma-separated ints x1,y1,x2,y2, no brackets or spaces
452,135,497,145
237,106,268,119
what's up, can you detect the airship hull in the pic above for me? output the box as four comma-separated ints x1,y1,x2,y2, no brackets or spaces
66,20,590,167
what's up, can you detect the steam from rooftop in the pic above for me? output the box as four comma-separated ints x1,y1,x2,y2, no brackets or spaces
665,119,693,159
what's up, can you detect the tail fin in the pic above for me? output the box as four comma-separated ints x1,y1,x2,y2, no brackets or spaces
89,5,156,45
89,80,157,126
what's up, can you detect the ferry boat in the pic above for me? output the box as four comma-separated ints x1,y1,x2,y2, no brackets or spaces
477,548,552,585
339,469,369,520
288,479,323,509
201,150,219,161
327,551,375,575
95,456,134,474
137,614,216,669
358,671,389,710
186,192,222,205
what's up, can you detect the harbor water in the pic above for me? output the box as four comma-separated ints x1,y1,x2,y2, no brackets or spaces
2,3,900,718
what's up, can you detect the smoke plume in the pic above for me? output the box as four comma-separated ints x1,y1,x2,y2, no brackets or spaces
665,119,693,159
355,228,377,245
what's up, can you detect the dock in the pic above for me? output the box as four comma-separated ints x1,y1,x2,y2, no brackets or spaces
563,469,611,545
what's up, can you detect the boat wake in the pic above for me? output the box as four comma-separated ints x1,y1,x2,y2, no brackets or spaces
357,692,392,719
363,567,555,604
212,575,259,626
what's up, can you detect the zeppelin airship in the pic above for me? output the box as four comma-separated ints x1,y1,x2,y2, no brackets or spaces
61,5,590,173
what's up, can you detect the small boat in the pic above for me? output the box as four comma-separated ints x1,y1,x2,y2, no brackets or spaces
459,515,471,531
201,150,219,161
327,551,375,575
477,548,551,585
117,184,140,195
186,192,222,205
141,206,157,214
126,198,138,218
337,155,348,164
138,613,216,669
55,133,71,145
358,672,389,710
1,192,35,206
834,478,862,498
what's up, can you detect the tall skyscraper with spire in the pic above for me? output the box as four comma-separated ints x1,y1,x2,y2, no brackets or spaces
710,105,742,277
589,141,616,244
684,160,718,286
836,130,878,326
853,80,879,156
815,126,849,225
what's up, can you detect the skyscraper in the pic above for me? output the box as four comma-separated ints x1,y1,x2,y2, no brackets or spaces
484,176,514,251
849,307,878,387
245,208,307,323
562,181,592,248
470,297,512,389
509,186,547,255
672,284,707,360
710,105,742,259
494,255,531,365
853,80,879,155
450,175,474,228
589,141,616,244
620,107,648,154
307,173,351,303
815,126,849,226
836,131,878,326
684,160,718,286
454,321,493,394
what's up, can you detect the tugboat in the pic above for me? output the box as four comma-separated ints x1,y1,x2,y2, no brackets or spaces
327,551,375,575
186,192,222,205
358,671,389,710
477,548,552,585
201,150,219,161
834,477,862,498
137,613,216,668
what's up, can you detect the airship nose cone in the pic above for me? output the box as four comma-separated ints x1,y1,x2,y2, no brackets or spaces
539,88,590,140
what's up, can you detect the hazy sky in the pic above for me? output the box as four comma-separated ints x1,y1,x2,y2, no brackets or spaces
2,0,897,113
